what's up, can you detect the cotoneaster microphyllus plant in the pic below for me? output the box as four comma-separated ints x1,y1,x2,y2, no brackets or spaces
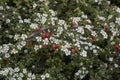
0,0,120,80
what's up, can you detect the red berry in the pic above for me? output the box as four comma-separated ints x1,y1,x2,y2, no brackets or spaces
91,36,96,41
71,21,77,27
26,41,31,47
117,47,120,51
45,32,51,38
42,34,46,39
42,43,46,47
3,58,7,61
71,48,76,54
36,26,41,32
52,43,57,50
114,45,119,49
53,33,57,37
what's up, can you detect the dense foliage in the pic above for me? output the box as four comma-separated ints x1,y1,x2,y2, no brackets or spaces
0,0,120,80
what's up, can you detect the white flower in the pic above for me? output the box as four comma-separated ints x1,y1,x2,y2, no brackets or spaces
27,78,31,80
100,30,108,39
0,6,3,10
41,75,45,80
36,13,41,18
17,44,23,50
91,31,97,37
77,27,84,35
19,73,24,78
80,50,87,57
1,44,9,53
61,46,71,56
24,19,31,23
33,3,37,8
2,68,9,76
6,19,10,23
64,49,71,56
43,14,48,17
57,27,63,33
93,49,97,54
49,9,56,16
78,70,82,73
5,53,10,58
92,45,96,49
108,15,113,20
20,41,26,46
109,57,113,62
13,73,19,77
11,48,18,54
75,72,79,76
114,64,118,68
19,20,23,23
21,34,27,40
9,68,14,75
85,46,89,50
31,74,36,79
3,44,9,51
45,73,50,78
115,17,120,25
23,69,27,74
65,42,71,48
98,15,106,21
39,0,44,2
30,23,38,29
14,67,20,72
80,75,85,79
58,20,65,25
9,35,13,38
41,16,47,24
28,72,32,77
17,77,22,80
95,0,98,2
82,67,86,70
85,25,93,30
36,37,42,42
14,34,20,40
24,50,28,53
81,15,88,19
43,38,49,45
72,17,81,22
116,8,120,13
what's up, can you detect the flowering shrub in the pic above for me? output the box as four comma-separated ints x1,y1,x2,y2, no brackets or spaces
0,0,120,80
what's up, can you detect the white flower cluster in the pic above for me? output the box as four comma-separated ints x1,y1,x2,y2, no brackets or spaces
100,30,108,39
115,17,120,25
116,7,120,13
41,73,50,80
11,48,18,54
34,45,41,51
56,26,63,37
0,67,36,80
75,67,88,79
43,38,49,45
1,44,9,54
98,15,106,21
36,36,42,42
30,23,38,29
91,31,97,37
49,37,61,44
21,34,28,40
61,42,71,56
80,50,87,57
76,27,84,35
14,34,20,40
